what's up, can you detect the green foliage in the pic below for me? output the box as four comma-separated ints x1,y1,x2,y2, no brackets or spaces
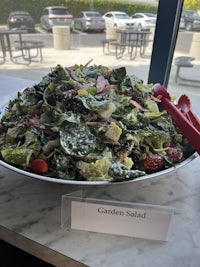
66,0,157,18
0,0,200,27
0,0,158,24
184,0,200,10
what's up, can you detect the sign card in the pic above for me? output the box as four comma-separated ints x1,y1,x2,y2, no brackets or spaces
70,200,173,241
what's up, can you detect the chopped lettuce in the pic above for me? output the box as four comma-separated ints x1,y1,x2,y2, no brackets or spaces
1,147,33,167
109,162,146,181
1,130,41,167
105,121,122,142
76,152,113,181
60,121,97,157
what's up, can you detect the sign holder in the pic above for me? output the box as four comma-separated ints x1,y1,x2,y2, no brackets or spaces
61,190,174,241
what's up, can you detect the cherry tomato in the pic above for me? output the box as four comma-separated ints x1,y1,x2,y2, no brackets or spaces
30,158,49,174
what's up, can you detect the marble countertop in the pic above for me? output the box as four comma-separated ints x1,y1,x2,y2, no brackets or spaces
1,75,200,267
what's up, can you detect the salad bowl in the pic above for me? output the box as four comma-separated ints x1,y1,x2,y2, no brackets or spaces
0,151,197,185
0,64,198,185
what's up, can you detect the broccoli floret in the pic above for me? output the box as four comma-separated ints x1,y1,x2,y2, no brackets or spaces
137,128,171,156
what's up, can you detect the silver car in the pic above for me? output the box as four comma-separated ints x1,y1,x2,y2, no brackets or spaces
40,6,74,32
74,11,105,32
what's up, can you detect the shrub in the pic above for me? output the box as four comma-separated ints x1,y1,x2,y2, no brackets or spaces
0,0,158,25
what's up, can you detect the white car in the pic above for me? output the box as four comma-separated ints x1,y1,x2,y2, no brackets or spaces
102,11,134,29
131,13,157,31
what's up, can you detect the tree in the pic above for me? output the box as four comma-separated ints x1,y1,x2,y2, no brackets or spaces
184,0,200,10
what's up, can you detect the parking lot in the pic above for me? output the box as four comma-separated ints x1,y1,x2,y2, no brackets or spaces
21,27,106,48
3,25,194,54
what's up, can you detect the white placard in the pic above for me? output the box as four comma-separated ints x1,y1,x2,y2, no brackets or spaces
71,201,173,241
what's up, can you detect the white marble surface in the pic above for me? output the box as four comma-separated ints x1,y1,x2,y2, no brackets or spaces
1,75,200,267
1,156,200,267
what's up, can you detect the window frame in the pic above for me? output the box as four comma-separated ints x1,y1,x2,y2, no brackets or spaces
148,0,184,87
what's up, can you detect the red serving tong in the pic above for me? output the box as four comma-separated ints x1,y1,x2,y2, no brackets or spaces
152,83,200,155
177,94,200,133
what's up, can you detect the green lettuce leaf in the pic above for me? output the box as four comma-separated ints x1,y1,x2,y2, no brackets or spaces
60,121,97,157
76,152,113,181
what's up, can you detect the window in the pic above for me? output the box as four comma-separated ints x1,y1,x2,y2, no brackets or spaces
148,0,200,108
148,0,184,87
50,8,69,15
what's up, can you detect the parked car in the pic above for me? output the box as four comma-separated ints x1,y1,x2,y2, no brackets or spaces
102,11,134,29
7,11,35,33
179,10,200,31
74,11,105,32
131,13,157,31
40,6,74,32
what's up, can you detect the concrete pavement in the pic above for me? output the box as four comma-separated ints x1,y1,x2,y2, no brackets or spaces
0,44,200,106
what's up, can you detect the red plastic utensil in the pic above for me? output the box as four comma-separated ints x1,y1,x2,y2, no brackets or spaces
177,94,200,133
152,83,200,155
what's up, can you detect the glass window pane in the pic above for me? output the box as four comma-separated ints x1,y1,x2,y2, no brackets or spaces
168,1,200,107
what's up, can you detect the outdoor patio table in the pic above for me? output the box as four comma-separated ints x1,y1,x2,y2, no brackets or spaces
111,29,151,60
0,29,27,64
